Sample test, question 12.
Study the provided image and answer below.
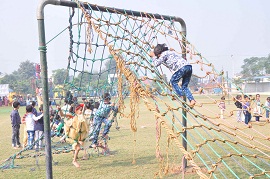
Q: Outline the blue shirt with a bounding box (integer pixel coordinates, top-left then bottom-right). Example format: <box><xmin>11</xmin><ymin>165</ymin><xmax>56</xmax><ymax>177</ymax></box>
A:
<box><xmin>243</xmin><ymin>102</ymin><xmax>250</xmax><ymax>112</ymax></box>
<box><xmin>152</xmin><ymin>50</ymin><xmax>189</xmax><ymax>72</ymax></box>
<box><xmin>95</xmin><ymin>101</ymin><xmax>117</xmax><ymax>119</ymax></box>
<box><xmin>32</xmin><ymin>107</ymin><xmax>38</xmax><ymax>116</ymax></box>
<box><xmin>34</xmin><ymin>112</ymin><xmax>44</xmax><ymax>131</ymax></box>
<box><xmin>10</xmin><ymin>109</ymin><xmax>21</xmax><ymax>126</ymax></box>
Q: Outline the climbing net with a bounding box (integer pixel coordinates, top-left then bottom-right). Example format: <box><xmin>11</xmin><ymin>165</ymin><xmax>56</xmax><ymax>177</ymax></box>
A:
<box><xmin>62</xmin><ymin>1</ymin><xmax>270</xmax><ymax>178</ymax></box>
<box><xmin>2</xmin><ymin>1</ymin><xmax>270</xmax><ymax>178</ymax></box>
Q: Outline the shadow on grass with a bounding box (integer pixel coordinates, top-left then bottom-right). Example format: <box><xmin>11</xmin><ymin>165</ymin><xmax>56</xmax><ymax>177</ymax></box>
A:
<box><xmin>99</xmin><ymin>155</ymin><xmax>156</xmax><ymax>168</ymax></box>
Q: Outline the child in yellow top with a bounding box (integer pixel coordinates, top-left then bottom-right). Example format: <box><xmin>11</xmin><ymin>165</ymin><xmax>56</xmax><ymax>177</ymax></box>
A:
<box><xmin>58</xmin><ymin>104</ymin><xmax>88</xmax><ymax>168</ymax></box>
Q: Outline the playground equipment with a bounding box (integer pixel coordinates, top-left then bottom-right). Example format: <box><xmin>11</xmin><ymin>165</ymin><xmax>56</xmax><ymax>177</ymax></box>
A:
<box><xmin>2</xmin><ymin>1</ymin><xmax>270</xmax><ymax>179</ymax></box>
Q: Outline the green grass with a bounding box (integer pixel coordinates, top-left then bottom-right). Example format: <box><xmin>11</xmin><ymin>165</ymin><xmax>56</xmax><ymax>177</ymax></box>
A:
<box><xmin>1</xmin><ymin>95</ymin><xmax>270</xmax><ymax>179</ymax></box>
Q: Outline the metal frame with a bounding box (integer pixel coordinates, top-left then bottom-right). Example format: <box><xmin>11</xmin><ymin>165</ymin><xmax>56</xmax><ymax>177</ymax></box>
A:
<box><xmin>37</xmin><ymin>1</ymin><xmax>187</xmax><ymax>178</ymax></box>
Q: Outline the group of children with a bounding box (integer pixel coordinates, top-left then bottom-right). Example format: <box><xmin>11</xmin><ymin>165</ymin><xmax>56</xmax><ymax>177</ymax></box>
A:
<box><xmin>11</xmin><ymin>101</ymin><xmax>44</xmax><ymax>150</ymax></box>
<box><xmin>11</xmin><ymin>41</ymin><xmax>194</xmax><ymax>151</ymax></box>
<box><xmin>218</xmin><ymin>94</ymin><xmax>270</xmax><ymax>125</ymax></box>
<box><xmin>13</xmin><ymin>42</ymin><xmax>270</xmax><ymax>168</ymax></box>
<box><xmin>53</xmin><ymin>92</ymin><xmax>118</xmax><ymax>168</ymax></box>
<box><xmin>231</xmin><ymin>94</ymin><xmax>270</xmax><ymax>125</ymax></box>
<box><xmin>11</xmin><ymin>92</ymin><xmax>118</xmax><ymax>168</ymax></box>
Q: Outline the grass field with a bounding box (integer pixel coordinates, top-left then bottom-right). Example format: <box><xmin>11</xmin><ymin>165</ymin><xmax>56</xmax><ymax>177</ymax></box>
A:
<box><xmin>1</xmin><ymin>95</ymin><xmax>270</xmax><ymax>179</ymax></box>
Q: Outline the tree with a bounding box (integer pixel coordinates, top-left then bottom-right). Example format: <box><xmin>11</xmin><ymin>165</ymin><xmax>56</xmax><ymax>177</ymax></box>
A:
<box><xmin>0</xmin><ymin>74</ymin><xmax>17</xmax><ymax>89</ymax></box>
<box><xmin>0</xmin><ymin>60</ymin><xmax>36</xmax><ymax>94</ymax></box>
<box><xmin>241</xmin><ymin>54</ymin><xmax>270</xmax><ymax>78</ymax></box>
<box><xmin>52</xmin><ymin>68</ymin><xmax>68</xmax><ymax>85</ymax></box>
<box><xmin>105</xmin><ymin>55</ymin><xmax>117</xmax><ymax>74</ymax></box>
<box><xmin>17</xmin><ymin>61</ymin><xmax>36</xmax><ymax>79</ymax></box>
<box><xmin>73</xmin><ymin>71</ymin><xmax>94</xmax><ymax>88</ymax></box>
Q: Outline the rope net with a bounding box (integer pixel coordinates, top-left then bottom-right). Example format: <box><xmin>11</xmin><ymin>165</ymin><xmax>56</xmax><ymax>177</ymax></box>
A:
<box><xmin>2</xmin><ymin>1</ymin><xmax>270</xmax><ymax>178</ymax></box>
<box><xmin>62</xmin><ymin>2</ymin><xmax>270</xmax><ymax>178</ymax></box>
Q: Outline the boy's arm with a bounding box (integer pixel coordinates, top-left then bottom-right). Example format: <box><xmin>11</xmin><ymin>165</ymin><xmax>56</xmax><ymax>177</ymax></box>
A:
<box><xmin>11</xmin><ymin>112</ymin><xmax>16</xmax><ymax>125</ymax></box>
<box><xmin>21</xmin><ymin>113</ymin><xmax>27</xmax><ymax>124</ymax></box>
<box><xmin>56</xmin><ymin>105</ymin><xmax>64</xmax><ymax>117</ymax></box>
<box><xmin>111</xmin><ymin>103</ymin><xmax>118</xmax><ymax>117</ymax></box>
<box><xmin>149</xmin><ymin>51</ymin><xmax>155</xmax><ymax>57</ymax></box>
<box><xmin>149</xmin><ymin>51</ymin><xmax>166</xmax><ymax>67</ymax></box>
<box><xmin>33</xmin><ymin>113</ymin><xmax>44</xmax><ymax>121</ymax></box>
<box><xmin>153</xmin><ymin>52</ymin><xmax>168</xmax><ymax>67</ymax></box>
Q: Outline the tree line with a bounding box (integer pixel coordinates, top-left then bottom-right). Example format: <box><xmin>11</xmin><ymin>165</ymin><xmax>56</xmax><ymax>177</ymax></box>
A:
<box><xmin>0</xmin><ymin>54</ymin><xmax>269</xmax><ymax>95</ymax></box>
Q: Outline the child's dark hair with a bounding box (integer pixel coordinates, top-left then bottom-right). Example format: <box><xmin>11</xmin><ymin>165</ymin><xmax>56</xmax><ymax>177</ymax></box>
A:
<box><xmin>31</xmin><ymin>101</ymin><xmax>36</xmax><ymax>106</ymax></box>
<box><xmin>13</xmin><ymin>101</ymin><xmax>20</xmax><ymax>108</ymax></box>
<box><xmin>65</xmin><ymin>91</ymin><xmax>73</xmax><ymax>104</ymax></box>
<box><xmin>94</xmin><ymin>102</ymin><xmax>100</xmax><ymax>109</ymax></box>
<box><xmin>26</xmin><ymin>105</ymin><xmax>33</xmax><ymax>113</ymax></box>
<box><xmin>236</xmin><ymin>95</ymin><xmax>241</xmax><ymax>100</ymax></box>
<box><xmin>89</xmin><ymin>99</ymin><xmax>94</xmax><ymax>104</ymax></box>
<box><xmin>55</xmin><ymin>114</ymin><xmax>61</xmax><ymax>120</ymax></box>
<box><xmin>221</xmin><ymin>96</ymin><xmax>225</xmax><ymax>100</ymax></box>
<box><xmin>85</xmin><ymin>102</ymin><xmax>92</xmax><ymax>110</ymax></box>
<box><xmin>102</xmin><ymin>93</ymin><xmax>111</xmax><ymax>100</ymax></box>
<box><xmin>154</xmin><ymin>43</ymin><xmax>169</xmax><ymax>57</ymax></box>
<box><xmin>69</xmin><ymin>105</ymin><xmax>75</xmax><ymax>114</ymax></box>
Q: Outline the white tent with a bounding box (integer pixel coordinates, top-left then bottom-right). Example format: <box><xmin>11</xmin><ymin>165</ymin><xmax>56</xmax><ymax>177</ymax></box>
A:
<box><xmin>0</xmin><ymin>84</ymin><xmax>9</xmax><ymax>97</ymax></box>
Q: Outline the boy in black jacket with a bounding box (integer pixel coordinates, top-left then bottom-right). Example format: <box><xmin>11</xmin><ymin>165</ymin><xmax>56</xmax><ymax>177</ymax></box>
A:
<box><xmin>234</xmin><ymin>95</ymin><xmax>242</xmax><ymax>122</ymax></box>
<box><xmin>11</xmin><ymin>101</ymin><xmax>21</xmax><ymax>149</ymax></box>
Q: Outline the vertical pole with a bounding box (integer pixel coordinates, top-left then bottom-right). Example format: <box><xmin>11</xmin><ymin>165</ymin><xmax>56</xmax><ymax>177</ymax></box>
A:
<box><xmin>37</xmin><ymin>10</ymin><xmax>53</xmax><ymax>179</ymax></box>
<box><xmin>181</xmin><ymin>30</ymin><xmax>187</xmax><ymax>170</ymax></box>
<box><xmin>226</xmin><ymin>71</ymin><xmax>230</xmax><ymax>105</ymax></box>
<box><xmin>222</xmin><ymin>72</ymin><xmax>224</xmax><ymax>96</ymax></box>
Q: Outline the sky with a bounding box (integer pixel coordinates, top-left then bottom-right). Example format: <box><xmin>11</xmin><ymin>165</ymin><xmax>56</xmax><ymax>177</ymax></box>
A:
<box><xmin>0</xmin><ymin>0</ymin><xmax>269</xmax><ymax>78</ymax></box>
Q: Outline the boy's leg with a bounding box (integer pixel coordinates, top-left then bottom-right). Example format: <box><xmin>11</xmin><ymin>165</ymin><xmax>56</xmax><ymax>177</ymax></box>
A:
<box><xmin>220</xmin><ymin>109</ymin><xmax>224</xmax><ymax>119</ymax></box>
<box><xmin>91</xmin><ymin>117</ymin><xmax>102</xmax><ymax>147</ymax></box>
<box><xmin>181</xmin><ymin>65</ymin><xmax>195</xmax><ymax>103</ymax></box>
<box><xmin>39</xmin><ymin>131</ymin><xmax>44</xmax><ymax>148</ymax></box>
<box><xmin>244</xmin><ymin>113</ymin><xmax>248</xmax><ymax>125</ymax></box>
<box><xmin>23</xmin><ymin>124</ymin><xmax>28</xmax><ymax>148</ymax></box>
<box><xmin>16</xmin><ymin>125</ymin><xmax>21</xmax><ymax>147</ymax></box>
<box><xmin>27</xmin><ymin>131</ymin><xmax>35</xmax><ymax>149</ymax></box>
<box><xmin>236</xmin><ymin>110</ymin><xmax>240</xmax><ymax>122</ymax></box>
<box><xmin>248</xmin><ymin>113</ymin><xmax>252</xmax><ymax>123</ymax></box>
<box><xmin>170</xmin><ymin>68</ymin><xmax>184</xmax><ymax>97</ymax></box>
<box><xmin>35</xmin><ymin>130</ymin><xmax>39</xmax><ymax>148</ymax></box>
<box><xmin>266</xmin><ymin>110</ymin><xmax>269</xmax><ymax>120</ymax></box>
<box><xmin>56</xmin><ymin>122</ymin><xmax>64</xmax><ymax>136</ymax></box>
<box><xmin>35</xmin><ymin>130</ymin><xmax>44</xmax><ymax>148</ymax></box>
<box><xmin>11</xmin><ymin>126</ymin><xmax>17</xmax><ymax>147</ymax></box>
<box><xmin>255</xmin><ymin>116</ymin><xmax>259</xmax><ymax>122</ymax></box>
<box><xmin>72</xmin><ymin>143</ymin><xmax>80</xmax><ymax>168</ymax></box>
<box><xmin>27</xmin><ymin>131</ymin><xmax>30</xmax><ymax>147</ymax></box>
<box><xmin>102</xmin><ymin>119</ymin><xmax>112</xmax><ymax>137</ymax></box>
<box><xmin>239</xmin><ymin>110</ymin><xmax>242</xmax><ymax>122</ymax></box>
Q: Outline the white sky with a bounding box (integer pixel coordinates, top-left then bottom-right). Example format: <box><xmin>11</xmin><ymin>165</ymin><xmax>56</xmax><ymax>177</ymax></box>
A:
<box><xmin>0</xmin><ymin>0</ymin><xmax>269</xmax><ymax>78</ymax></box>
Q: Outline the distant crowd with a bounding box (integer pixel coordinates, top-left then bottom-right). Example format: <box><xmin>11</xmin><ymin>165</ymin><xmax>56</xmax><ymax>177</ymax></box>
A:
<box><xmin>10</xmin><ymin>90</ymin><xmax>118</xmax><ymax>168</ymax></box>
<box><xmin>217</xmin><ymin>94</ymin><xmax>270</xmax><ymax>126</ymax></box>
<box><xmin>0</xmin><ymin>96</ymin><xmax>9</xmax><ymax>106</ymax></box>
